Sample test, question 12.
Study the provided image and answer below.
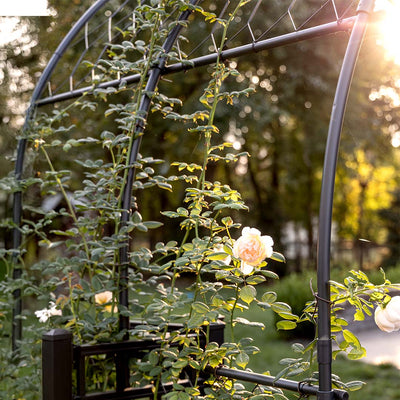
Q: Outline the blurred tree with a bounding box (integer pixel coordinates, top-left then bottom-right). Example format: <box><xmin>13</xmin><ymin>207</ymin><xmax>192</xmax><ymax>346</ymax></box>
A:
<box><xmin>379</xmin><ymin>189</ymin><xmax>400</xmax><ymax>268</ymax></box>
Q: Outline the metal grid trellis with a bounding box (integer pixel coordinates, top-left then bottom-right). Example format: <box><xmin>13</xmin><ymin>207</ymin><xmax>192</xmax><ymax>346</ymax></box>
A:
<box><xmin>10</xmin><ymin>0</ymin><xmax>378</xmax><ymax>399</ymax></box>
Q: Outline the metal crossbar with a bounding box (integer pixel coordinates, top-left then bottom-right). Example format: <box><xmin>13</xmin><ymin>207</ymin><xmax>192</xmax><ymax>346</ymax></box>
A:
<box><xmin>37</xmin><ymin>0</ymin><xmax>359</xmax><ymax>105</ymax></box>
<box><xmin>36</xmin><ymin>15</ymin><xmax>356</xmax><ymax>106</ymax></box>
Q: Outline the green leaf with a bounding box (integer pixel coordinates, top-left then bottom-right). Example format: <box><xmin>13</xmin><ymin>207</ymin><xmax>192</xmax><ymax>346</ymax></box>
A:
<box><xmin>239</xmin><ymin>285</ymin><xmax>257</xmax><ymax>304</ymax></box>
<box><xmin>224</xmin><ymin>275</ymin><xmax>244</xmax><ymax>284</ymax></box>
<box><xmin>221</xmin><ymin>216</ymin><xmax>233</xmax><ymax>226</ymax></box>
<box><xmin>347</xmin><ymin>347</ymin><xmax>366</xmax><ymax>360</ymax></box>
<box><xmin>185</xmin><ymin>387</ymin><xmax>200</xmax><ymax>396</ymax></box>
<box><xmin>132</xmin><ymin>211</ymin><xmax>142</xmax><ymax>223</ymax></box>
<box><xmin>291</xmin><ymin>343</ymin><xmax>305</xmax><ymax>353</ymax></box>
<box><xmin>271</xmin><ymin>302</ymin><xmax>292</xmax><ymax>314</ymax></box>
<box><xmin>208</xmin><ymin>252</ymin><xmax>230</xmax><ymax>261</ymax></box>
<box><xmin>187</xmin><ymin>314</ymin><xmax>205</xmax><ymax>329</ymax></box>
<box><xmin>149</xmin><ymin>366</ymin><xmax>162</xmax><ymax>376</ymax></box>
<box><xmin>143</xmin><ymin>221</ymin><xmax>163</xmax><ymax>229</ymax></box>
<box><xmin>345</xmin><ymin>380</ymin><xmax>366</xmax><ymax>391</ymax></box>
<box><xmin>277</xmin><ymin>320</ymin><xmax>297</xmax><ymax>330</ymax></box>
<box><xmin>157</xmin><ymin>182</ymin><xmax>173</xmax><ymax>191</ymax></box>
<box><xmin>236</xmin><ymin>351</ymin><xmax>249</xmax><ymax>368</ymax></box>
<box><xmin>260</xmin><ymin>270</ymin><xmax>279</xmax><ymax>279</ymax></box>
<box><xmin>353</xmin><ymin>309</ymin><xmax>365</xmax><ymax>321</ymax></box>
<box><xmin>149</xmin><ymin>351</ymin><xmax>159</xmax><ymax>365</ymax></box>
<box><xmin>173</xmin><ymin>383</ymin><xmax>185</xmax><ymax>391</ymax></box>
<box><xmin>343</xmin><ymin>329</ymin><xmax>360</xmax><ymax>347</ymax></box>
<box><xmin>191</xmin><ymin>301</ymin><xmax>210</xmax><ymax>314</ymax></box>
<box><xmin>246</xmin><ymin>275</ymin><xmax>266</xmax><ymax>285</ymax></box>
<box><xmin>270</xmin><ymin>251</ymin><xmax>286</xmax><ymax>263</ymax></box>
<box><xmin>261</xmin><ymin>291</ymin><xmax>277</xmax><ymax>304</ymax></box>
<box><xmin>172</xmin><ymin>359</ymin><xmax>188</xmax><ymax>369</ymax></box>
<box><xmin>234</xmin><ymin>317</ymin><xmax>264</xmax><ymax>329</ymax></box>
<box><xmin>91</xmin><ymin>275</ymin><xmax>103</xmax><ymax>291</ymax></box>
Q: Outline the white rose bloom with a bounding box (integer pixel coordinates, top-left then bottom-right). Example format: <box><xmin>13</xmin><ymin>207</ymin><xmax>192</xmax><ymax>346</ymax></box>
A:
<box><xmin>374</xmin><ymin>296</ymin><xmax>400</xmax><ymax>333</ymax></box>
<box><xmin>35</xmin><ymin>301</ymin><xmax>62</xmax><ymax>323</ymax></box>
<box><xmin>35</xmin><ymin>308</ymin><xmax>51</xmax><ymax>323</ymax></box>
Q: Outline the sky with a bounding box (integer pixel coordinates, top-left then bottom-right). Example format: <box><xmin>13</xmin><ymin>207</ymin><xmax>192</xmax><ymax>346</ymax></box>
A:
<box><xmin>0</xmin><ymin>0</ymin><xmax>49</xmax><ymax>16</ymax></box>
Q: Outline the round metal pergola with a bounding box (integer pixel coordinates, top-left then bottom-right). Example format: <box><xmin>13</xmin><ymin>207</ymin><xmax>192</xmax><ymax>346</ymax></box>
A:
<box><xmin>11</xmin><ymin>0</ymin><xmax>377</xmax><ymax>398</ymax></box>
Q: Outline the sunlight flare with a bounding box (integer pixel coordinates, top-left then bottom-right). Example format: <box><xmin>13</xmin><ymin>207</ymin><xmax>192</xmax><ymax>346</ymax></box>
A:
<box><xmin>375</xmin><ymin>0</ymin><xmax>400</xmax><ymax>65</ymax></box>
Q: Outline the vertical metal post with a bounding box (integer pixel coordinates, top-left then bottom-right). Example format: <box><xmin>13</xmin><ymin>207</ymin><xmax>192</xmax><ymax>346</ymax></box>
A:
<box><xmin>42</xmin><ymin>329</ymin><xmax>73</xmax><ymax>400</ymax></box>
<box><xmin>118</xmin><ymin>0</ymin><xmax>201</xmax><ymax>334</ymax></box>
<box><xmin>316</xmin><ymin>1</ymin><xmax>375</xmax><ymax>399</ymax></box>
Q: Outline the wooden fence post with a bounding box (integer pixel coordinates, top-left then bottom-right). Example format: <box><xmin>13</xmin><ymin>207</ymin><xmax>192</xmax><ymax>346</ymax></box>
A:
<box><xmin>42</xmin><ymin>329</ymin><xmax>73</xmax><ymax>400</ymax></box>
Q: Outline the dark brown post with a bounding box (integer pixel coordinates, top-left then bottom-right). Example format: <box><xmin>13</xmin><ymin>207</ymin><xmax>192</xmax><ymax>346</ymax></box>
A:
<box><xmin>42</xmin><ymin>329</ymin><xmax>73</xmax><ymax>400</ymax></box>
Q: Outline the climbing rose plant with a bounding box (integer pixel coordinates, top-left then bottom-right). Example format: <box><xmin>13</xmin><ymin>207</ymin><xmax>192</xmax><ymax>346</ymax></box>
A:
<box><xmin>0</xmin><ymin>1</ymin><xmax>398</xmax><ymax>399</ymax></box>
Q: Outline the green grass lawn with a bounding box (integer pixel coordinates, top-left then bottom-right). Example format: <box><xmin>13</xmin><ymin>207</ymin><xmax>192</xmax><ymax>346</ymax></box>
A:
<box><xmin>233</xmin><ymin>304</ymin><xmax>400</xmax><ymax>400</ymax></box>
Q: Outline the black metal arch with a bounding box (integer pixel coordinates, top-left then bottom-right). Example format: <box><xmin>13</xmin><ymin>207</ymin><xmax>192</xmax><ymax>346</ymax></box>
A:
<box><xmin>11</xmin><ymin>0</ymin><xmax>377</xmax><ymax>398</ymax></box>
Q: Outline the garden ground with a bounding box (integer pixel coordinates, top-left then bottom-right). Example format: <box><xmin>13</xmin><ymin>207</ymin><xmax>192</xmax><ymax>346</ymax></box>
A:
<box><xmin>359</xmin><ymin>328</ymin><xmax>400</xmax><ymax>368</ymax></box>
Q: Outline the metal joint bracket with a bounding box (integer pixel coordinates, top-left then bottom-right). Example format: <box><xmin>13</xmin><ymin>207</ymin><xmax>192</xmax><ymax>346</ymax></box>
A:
<box><xmin>317</xmin><ymin>339</ymin><xmax>332</xmax><ymax>364</ymax></box>
<box><xmin>317</xmin><ymin>390</ymin><xmax>335</xmax><ymax>400</ymax></box>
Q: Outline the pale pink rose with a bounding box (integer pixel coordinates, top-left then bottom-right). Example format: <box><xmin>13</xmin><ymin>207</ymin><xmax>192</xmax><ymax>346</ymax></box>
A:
<box><xmin>233</xmin><ymin>227</ymin><xmax>273</xmax><ymax>274</ymax></box>
<box><xmin>95</xmin><ymin>291</ymin><xmax>117</xmax><ymax>313</ymax></box>
<box><xmin>374</xmin><ymin>296</ymin><xmax>400</xmax><ymax>332</ymax></box>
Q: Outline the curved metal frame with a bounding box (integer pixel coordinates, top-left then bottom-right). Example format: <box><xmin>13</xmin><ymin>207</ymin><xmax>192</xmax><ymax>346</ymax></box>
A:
<box><xmin>316</xmin><ymin>1</ymin><xmax>375</xmax><ymax>397</ymax></box>
<box><xmin>118</xmin><ymin>0</ymin><xmax>200</xmax><ymax>333</ymax></box>
<box><xmin>11</xmin><ymin>0</ymin><xmax>377</xmax><ymax>398</ymax></box>
<box><xmin>11</xmin><ymin>0</ymin><xmax>112</xmax><ymax>351</ymax></box>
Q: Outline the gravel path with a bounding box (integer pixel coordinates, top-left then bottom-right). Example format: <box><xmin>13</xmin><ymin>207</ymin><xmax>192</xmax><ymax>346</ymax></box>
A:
<box><xmin>358</xmin><ymin>328</ymin><xmax>400</xmax><ymax>368</ymax></box>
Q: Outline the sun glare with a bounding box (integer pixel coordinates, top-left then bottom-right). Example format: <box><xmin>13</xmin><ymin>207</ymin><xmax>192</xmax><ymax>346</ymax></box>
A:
<box><xmin>375</xmin><ymin>0</ymin><xmax>400</xmax><ymax>65</ymax></box>
<box><xmin>0</xmin><ymin>0</ymin><xmax>49</xmax><ymax>17</ymax></box>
